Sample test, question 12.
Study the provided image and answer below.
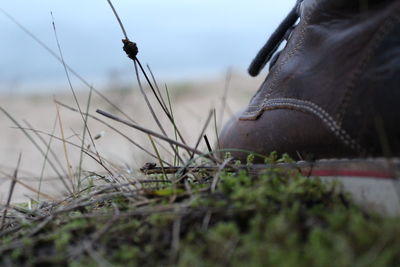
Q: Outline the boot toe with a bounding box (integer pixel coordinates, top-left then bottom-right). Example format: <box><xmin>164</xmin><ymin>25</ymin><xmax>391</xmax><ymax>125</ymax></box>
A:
<box><xmin>219</xmin><ymin>109</ymin><xmax>355</xmax><ymax>162</ymax></box>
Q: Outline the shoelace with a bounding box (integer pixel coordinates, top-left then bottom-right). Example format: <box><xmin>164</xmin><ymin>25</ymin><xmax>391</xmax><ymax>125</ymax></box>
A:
<box><xmin>248</xmin><ymin>0</ymin><xmax>303</xmax><ymax>77</ymax></box>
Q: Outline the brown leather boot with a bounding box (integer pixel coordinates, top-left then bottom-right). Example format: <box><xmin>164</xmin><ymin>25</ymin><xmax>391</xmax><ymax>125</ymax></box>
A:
<box><xmin>220</xmin><ymin>0</ymin><xmax>400</xmax><ymax>162</ymax></box>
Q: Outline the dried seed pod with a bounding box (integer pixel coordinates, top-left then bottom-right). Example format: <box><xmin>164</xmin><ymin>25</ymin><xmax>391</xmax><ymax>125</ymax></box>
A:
<box><xmin>122</xmin><ymin>39</ymin><xmax>138</xmax><ymax>60</ymax></box>
<box><xmin>94</xmin><ymin>131</ymin><xmax>106</xmax><ymax>140</ymax></box>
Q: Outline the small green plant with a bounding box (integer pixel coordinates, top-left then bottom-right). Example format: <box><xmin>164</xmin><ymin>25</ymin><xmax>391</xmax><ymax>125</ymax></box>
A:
<box><xmin>246</xmin><ymin>153</ymin><xmax>255</xmax><ymax>166</ymax></box>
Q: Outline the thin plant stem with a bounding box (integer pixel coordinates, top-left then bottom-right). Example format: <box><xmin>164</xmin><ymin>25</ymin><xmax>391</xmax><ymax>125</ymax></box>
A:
<box><xmin>0</xmin><ymin>153</ymin><xmax>21</xmax><ymax>231</ymax></box>
<box><xmin>148</xmin><ymin>136</ymin><xmax>167</xmax><ymax>180</ymax></box>
<box><xmin>144</xmin><ymin>64</ymin><xmax>188</xmax><ymax>149</ymax></box>
<box><xmin>190</xmin><ymin>110</ymin><xmax>214</xmax><ymax>160</ymax></box>
<box><xmin>133</xmin><ymin>60</ymin><xmax>185</xmax><ymax>164</ymax></box>
<box><xmin>134</xmin><ymin>59</ymin><xmax>173</xmax><ymax>122</ymax></box>
<box><xmin>213</xmin><ymin>108</ymin><xmax>220</xmax><ymax>151</ymax></box>
<box><xmin>218</xmin><ymin>68</ymin><xmax>232</xmax><ymax>131</ymax></box>
<box><xmin>106</xmin><ymin>0</ymin><xmax>128</xmax><ymax>40</ymax></box>
<box><xmin>104</xmin><ymin>0</ymin><xmax>190</xmax><ymax>162</ymax></box>
<box><xmin>203</xmin><ymin>135</ymin><xmax>213</xmax><ymax>154</ymax></box>
<box><xmin>0</xmin><ymin>107</ymin><xmax>72</xmax><ymax>194</ymax></box>
<box><xmin>78</xmin><ymin>87</ymin><xmax>94</xmax><ymax>191</ymax></box>
<box><xmin>146</xmin><ymin>64</ymin><xmax>169</xmax><ymax>113</ymax></box>
<box><xmin>0</xmin><ymin>8</ymin><xmax>138</xmax><ymax>125</ymax></box>
<box><xmin>36</xmin><ymin>117</ymin><xmax>58</xmax><ymax>202</ymax></box>
<box><xmin>55</xmin><ymin>103</ymin><xmax>76</xmax><ymax>192</ymax></box>
<box><xmin>23</xmin><ymin>120</ymin><xmax>68</xmax><ymax>178</ymax></box>
<box><xmin>2</xmin><ymin>172</ymin><xmax>57</xmax><ymax>201</ymax></box>
<box><xmin>96</xmin><ymin>109</ymin><xmax>218</xmax><ymax>162</ymax></box>
<box><xmin>54</xmin><ymin>101</ymin><xmax>173</xmax><ymax>167</ymax></box>
<box><xmin>51</xmin><ymin>13</ymin><xmax>102</xmax><ymax>166</ymax></box>
<box><xmin>165</xmin><ymin>85</ymin><xmax>179</xmax><ymax>166</ymax></box>
<box><xmin>135</xmin><ymin>59</ymin><xmax>190</xmax><ymax>149</ymax></box>
<box><xmin>18</xmin><ymin>126</ymin><xmax>115</xmax><ymax>177</ymax></box>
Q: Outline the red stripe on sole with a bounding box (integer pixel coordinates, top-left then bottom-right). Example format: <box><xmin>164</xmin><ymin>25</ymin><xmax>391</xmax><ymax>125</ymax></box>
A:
<box><xmin>302</xmin><ymin>169</ymin><xmax>395</xmax><ymax>179</ymax></box>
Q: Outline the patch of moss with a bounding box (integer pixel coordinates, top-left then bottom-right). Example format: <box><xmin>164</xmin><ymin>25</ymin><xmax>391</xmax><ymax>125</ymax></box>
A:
<box><xmin>1</xmin><ymin>160</ymin><xmax>400</xmax><ymax>266</ymax></box>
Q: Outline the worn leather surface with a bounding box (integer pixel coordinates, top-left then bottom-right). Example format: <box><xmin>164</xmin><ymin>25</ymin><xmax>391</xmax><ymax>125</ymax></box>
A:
<box><xmin>220</xmin><ymin>0</ymin><xmax>400</xmax><ymax>161</ymax></box>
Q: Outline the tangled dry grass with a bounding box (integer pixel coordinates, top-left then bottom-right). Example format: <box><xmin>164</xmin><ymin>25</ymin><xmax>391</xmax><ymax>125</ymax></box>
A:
<box><xmin>2</xmin><ymin>162</ymin><xmax>400</xmax><ymax>266</ymax></box>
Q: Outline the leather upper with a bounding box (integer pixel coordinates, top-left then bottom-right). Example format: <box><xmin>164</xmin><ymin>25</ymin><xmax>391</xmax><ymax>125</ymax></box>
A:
<box><xmin>239</xmin><ymin>0</ymin><xmax>400</xmax><ymax>155</ymax></box>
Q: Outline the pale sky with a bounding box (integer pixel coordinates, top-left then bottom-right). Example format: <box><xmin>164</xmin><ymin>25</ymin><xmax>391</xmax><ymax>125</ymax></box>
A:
<box><xmin>0</xmin><ymin>1</ymin><xmax>294</xmax><ymax>92</ymax></box>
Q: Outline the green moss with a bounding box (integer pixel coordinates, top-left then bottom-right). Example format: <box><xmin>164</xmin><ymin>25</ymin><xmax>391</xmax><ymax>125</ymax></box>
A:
<box><xmin>10</xmin><ymin>248</ymin><xmax>23</xmax><ymax>260</ymax></box>
<box><xmin>147</xmin><ymin>213</ymin><xmax>175</xmax><ymax>226</ymax></box>
<box><xmin>112</xmin><ymin>245</ymin><xmax>141</xmax><ymax>262</ymax></box>
<box><xmin>1</xmin><ymin>159</ymin><xmax>400</xmax><ymax>266</ymax></box>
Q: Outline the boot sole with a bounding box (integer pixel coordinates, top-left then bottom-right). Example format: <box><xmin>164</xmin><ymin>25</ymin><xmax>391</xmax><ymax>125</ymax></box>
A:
<box><xmin>252</xmin><ymin>158</ymin><xmax>400</xmax><ymax>216</ymax></box>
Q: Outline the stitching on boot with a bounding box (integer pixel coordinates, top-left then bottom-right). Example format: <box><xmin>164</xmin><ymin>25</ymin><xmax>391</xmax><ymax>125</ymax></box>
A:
<box><xmin>336</xmin><ymin>7</ymin><xmax>400</xmax><ymax>125</ymax></box>
<box><xmin>263</xmin><ymin>2</ymin><xmax>315</xmax><ymax>100</ymax></box>
<box><xmin>244</xmin><ymin>0</ymin><xmax>318</xmax><ymax>113</ymax></box>
<box><xmin>244</xmin><ymin>98</ymin><xmax>366</xmax><ymax>154</ymax></box>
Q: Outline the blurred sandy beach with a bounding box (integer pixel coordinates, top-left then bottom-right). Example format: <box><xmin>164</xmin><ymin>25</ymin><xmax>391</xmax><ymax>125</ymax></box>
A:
<box><xmin>0</xmin><ymin>73</ymin><xmax>263</xmax><ymax>203</ymax></box>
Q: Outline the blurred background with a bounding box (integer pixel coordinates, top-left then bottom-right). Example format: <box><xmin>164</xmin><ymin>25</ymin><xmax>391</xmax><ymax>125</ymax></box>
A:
<box><xmin>0</xmin><ymin>0</ymin><xmax>293</xmax><ymax>93</ymax></box>
<box><xmin>0</xmin><ymin>0</ymin><xmax>293</xmax><ymax>201</ymax></box>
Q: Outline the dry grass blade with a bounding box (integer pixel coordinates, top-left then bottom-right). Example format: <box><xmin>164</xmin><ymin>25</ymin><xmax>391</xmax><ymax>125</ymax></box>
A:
<box><xmin>35</xmin><ymin>117</ymin><xmax>57</xmax><ymax>201</ymax></box>
<box><xmin>55</xmin><ymin>103</ymin><xmax>76</xmax><ymax>192</ymax></box>
<box><xmin>190</xmin><ymin>110</ymin><xmax>214</xmax><ymax>160</ymax></box>
<box><xmin>17</xmin><ymin>126</ymin><xmax>115</xmax><ymax>177</ymax></box>
<box><xmin>147</xmin><ymin>65</ymin><xmax>190</xmax><ymax>154</ymax></box>
<box><xmin>51</xmin><ymin>13</ymin><xmax>102</xmax><ymax>168</ymax></box>
<box><xmin>140</xmin><ymin>166</ymin><xmax>236</xmax><ymax>175</ymax></box>
<box><xmin>148</xmin><ymin>136</ymin><xmax>167</xmax><ymax>180</ymax></box>
<box><xmin>165</xmin><ymin>84</ymin><xmax>180</xmax><ymax>165</ymax></box>
<box><xmin>135</xmin><ymin>61</ymin><xmax>191</xmax><ymax>152</ymax></box>
<box><xmin>105</xmin><ymin>0</ymin><xmax>189</xmax><ymax>163</ymax></box>
<box><xmin>106</xmin><ymin>0</ymin><xmax>128</xmax><ymax>40</ymax></box>
<box><xmin>1</xmin><ymin>153</ymin><xmax>21</xmax><ymax>230</ymax></box>
<box><xmin>0</xmin><ymin>7</ymin><xmax>137</xmax><ymax>125</ymax></box>
<box><xmin>96</xmin><ymin>109</ymin><xmax>217</xmax><ymax>162</ymax></box>
<box><xmin>218</xmin><ymin>68</ymin><xmax>232</xmax><ymax>131</ymax></box>
<box><xmin>0</xmin><ymin>107</ymin><xmax>72</xmax><ymax>194</ymax></box>
<box><xmin>135</xmin><ymin>59</ymin><xmax>173</xmax><ymax>120</ymax></box>
<box><xmin>203</xmin><ymin>135</ymin><xmax>213</xmax><ymax>153</ymax></box>
<box><xmin>144</xmin><ymin>64</ymin><xmax>189</xmax><ymax>149</ymax></box>
<box><xmin>55</xmin><ymin>101</ymin><xmax>173</xmax><ymax>167</ymax></box>
<box><xmin>213</xmin><ymin>108</ymin><xmax>221</xmax><ymax>151</ymax></box>
<box><xmin>2</xmin><ymin>173</ymin><xmax>57</xmax><ymax>202</ymax></box>
<box><xmin>146</xmin><ymin>64</ymin><xmax>169</xmax><ymax>112</ymax></box>
<box><xmin>23</xmin><ymin>120</ymin><xmax>68</xmax><ymax>179</ymax></box>
<box><xmin>133</xmin><ymin>60</ymin><xmax>185</xmax><ymax>164</ymax></box>
<box><xmin>78</xmin><ymin>88</ymin><xmax>94</xmax><ymax>191</ymax></box>
<box><xmin>211</xmin><ymin>157</ymin><xmax>234</xmax><ymax>192</ymax></box>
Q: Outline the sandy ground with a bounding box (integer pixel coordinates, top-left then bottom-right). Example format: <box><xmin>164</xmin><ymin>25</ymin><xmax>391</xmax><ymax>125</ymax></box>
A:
<box><xmin>0</xmin><ymin>73</ymin><xmax>263</xmax><ymax>203</ymax></box>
